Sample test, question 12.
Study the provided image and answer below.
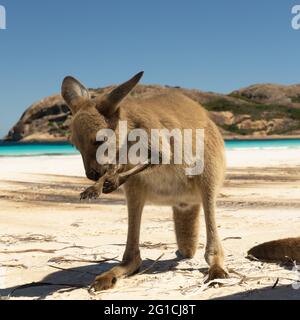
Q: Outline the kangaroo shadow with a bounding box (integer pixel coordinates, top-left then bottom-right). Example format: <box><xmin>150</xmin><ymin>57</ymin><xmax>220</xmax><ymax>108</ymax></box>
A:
<box><xmin>214</xmin><ymin>285</ymin><xmax>300</xmax><ymax>300</ymax></box>
<box><xmin>0</xmin><ymin>251</ymin><xmax>207</xmax><ymax>299</ymax></box>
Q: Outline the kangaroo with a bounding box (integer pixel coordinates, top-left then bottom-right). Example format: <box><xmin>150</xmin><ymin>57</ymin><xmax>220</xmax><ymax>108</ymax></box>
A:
<box><xmin>61</xmin><ymin>72</ymin><xmax>228</xmax><ymax>291</ymax></box>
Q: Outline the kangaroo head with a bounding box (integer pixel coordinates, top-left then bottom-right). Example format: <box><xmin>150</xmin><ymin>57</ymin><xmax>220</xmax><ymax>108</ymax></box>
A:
<box><xmin>61</xmin><ymin>72</ymin><xmax>144</xmax><ymax>181</ymax></box>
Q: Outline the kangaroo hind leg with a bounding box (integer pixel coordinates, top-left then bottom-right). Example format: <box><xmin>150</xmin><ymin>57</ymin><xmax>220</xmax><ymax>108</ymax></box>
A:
<box><xmin>173</xmin><ymin>204</ymin><xmax>201</xmax><ymax>259</ymax></box>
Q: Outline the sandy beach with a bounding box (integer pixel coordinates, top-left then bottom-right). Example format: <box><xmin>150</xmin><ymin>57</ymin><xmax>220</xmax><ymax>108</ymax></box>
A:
<box><xmin>0</xmin><ymin>149</ymin><xmax>300</xmax><ymax>300</ymax></box>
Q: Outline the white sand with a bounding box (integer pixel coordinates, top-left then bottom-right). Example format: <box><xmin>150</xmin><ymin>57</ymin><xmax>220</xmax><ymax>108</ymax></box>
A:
<box><xmin>0</xmin><ymin>148</ymin><xmax>300</xmax><ymax>180</ymax></box>
<box><xmin>227</xmin><ymin>148</ymin><xmax>300</xmax><ymax>167</ymax></box>
<box><xmin>0</xmin><ymin>148</ymin><xmax>300</xmax><ymax>300</ymax></box>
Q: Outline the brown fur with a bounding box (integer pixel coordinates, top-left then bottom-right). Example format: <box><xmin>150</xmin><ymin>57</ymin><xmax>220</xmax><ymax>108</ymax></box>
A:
<box><xmin>248</xmin><ymin>237</ymin><xmax>300</xmax><ymax>262</ymax></box>
<box><xmin>173</xmin><ymin>205</ymin><xmax>200</xmax><ymax>258</ymax></box>
<box><xmin>61</xmin><ymin>72</ymin><xmax>228</xmax><ymax>291</ymax></box>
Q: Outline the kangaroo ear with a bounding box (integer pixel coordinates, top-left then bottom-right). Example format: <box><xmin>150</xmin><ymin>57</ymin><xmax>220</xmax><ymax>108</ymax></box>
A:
<box><xmin>96</xmin><ymin>71</ymin><xmax>144</xmax><ymax>117</ymax></box>
<box><xmin>61</xmin><ymin>76</ymin><xmax>90</xmax><ymax>114</ymax></box>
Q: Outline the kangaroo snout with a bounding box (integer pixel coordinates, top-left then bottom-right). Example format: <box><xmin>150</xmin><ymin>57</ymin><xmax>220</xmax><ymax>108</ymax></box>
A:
<box><xmin>86</xmin><ymin>168</ymin><xmax>102</xmax><ymax>182</ymax></box>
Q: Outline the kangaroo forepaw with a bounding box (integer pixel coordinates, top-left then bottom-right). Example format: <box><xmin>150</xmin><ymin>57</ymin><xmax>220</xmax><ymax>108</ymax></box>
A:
<box><xmin>102</xmin><ymin>176</ymin><xmax>122</xmax><ymax>194</ymax></box>
<box><xmin>80</xmin><ymin>186</ymin><xmax>101</xmax><ymax>200</ymax></box>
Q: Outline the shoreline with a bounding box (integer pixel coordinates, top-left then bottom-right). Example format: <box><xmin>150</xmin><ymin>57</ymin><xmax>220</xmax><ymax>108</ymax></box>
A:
<box><xmin>1</xmin><ymin>146</ymin><xmax>300</xmax><ymax>159</ymax></box>
<box><xmin>0</xmin><ymin>139</ymin><xmax>300</xmax><ymax>159</ymax></box>
<box><xmin>225</xmin><ymin>136</ymin><xmax>300</xmax><ymax>141</ymax></box>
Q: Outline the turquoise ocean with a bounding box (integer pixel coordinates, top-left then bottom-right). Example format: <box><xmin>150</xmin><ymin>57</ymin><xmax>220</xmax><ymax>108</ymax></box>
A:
<box><xmin>0</xmin><ymin>139</ymin><xmax>300</xmax><ymax>157</ymax></box>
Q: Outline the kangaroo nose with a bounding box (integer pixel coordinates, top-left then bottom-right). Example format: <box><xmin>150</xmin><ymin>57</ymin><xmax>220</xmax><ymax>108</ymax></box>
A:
<box><xmin>86</xmin><ymin>169</ymin><xmax>101</xmax><ymax>181</ymax></box>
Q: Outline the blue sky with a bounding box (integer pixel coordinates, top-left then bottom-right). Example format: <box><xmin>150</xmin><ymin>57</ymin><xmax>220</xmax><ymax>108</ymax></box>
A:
<box><xmin>0</xmin><ymin>0</ymin><xmax>299</xmax><ymax>137</ymax></box>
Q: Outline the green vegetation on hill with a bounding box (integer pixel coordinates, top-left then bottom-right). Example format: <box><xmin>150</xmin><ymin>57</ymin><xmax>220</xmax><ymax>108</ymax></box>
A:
<box><xmin>202</xmin><ymin>91</ymin><xmax>300</xmax><ymax>136</ymax></box>
<box><xmin>204</xmin><ymin>98</ymin><xmax>300</xmax><ymax>120</ymax></box>
<box><xmin>291</xmin><ymin>95</ymin><xmax>300</xmax><ymax>103</ymax></box>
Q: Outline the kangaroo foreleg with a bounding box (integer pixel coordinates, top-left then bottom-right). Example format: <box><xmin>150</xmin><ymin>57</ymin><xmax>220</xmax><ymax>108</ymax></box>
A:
<box><xmin>102</xmin><ymin>163</ymin><xmax>151</xmax><ymax>194</ymax></box>
<box><xmin>80</xmin><ymin>163</ymin><xmax>150</xmax><ymax>199</ymax></box>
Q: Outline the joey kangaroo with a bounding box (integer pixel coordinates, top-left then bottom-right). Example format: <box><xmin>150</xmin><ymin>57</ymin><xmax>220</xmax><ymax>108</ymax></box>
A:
<box><xmin>61</xmin><ymin>72</ymin><xmax>228</xmax><ymax>291</ymax></box>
